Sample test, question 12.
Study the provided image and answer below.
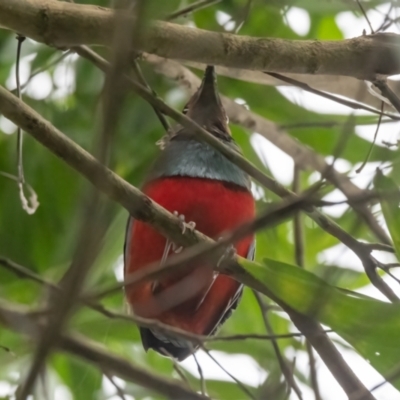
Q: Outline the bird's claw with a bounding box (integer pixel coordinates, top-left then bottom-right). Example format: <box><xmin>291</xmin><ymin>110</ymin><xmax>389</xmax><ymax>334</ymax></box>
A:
<box><xmin>172</xmin><ymin>211</ymin><xmax>196</xmax><ymax>253</ymax></box>
<box><xmin>217</xmin><ymin>239</ymin><xmax>236</xmax><ymax>267</ymax></box>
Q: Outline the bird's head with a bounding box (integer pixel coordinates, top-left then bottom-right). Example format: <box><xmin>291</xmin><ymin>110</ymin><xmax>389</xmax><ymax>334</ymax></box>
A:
<box><xmin>183</xmin><ymin>66</ymin><xmax>231</xmax><ymax>140</ymax></box>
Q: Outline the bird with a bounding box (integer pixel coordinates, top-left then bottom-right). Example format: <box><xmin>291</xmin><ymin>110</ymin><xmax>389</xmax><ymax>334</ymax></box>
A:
<box><xmin>124</xmin><ymin>66</ymin><xmax>255</xmax><ymax>361</ymax></box>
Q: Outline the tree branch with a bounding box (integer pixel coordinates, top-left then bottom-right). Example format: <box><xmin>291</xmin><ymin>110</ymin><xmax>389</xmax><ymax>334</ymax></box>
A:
<box><xmin>0</xmin><ymin>85</ymin><xmax>211</xmax><ymax>249</ymax></box>
<box><xmin>144</xmin><ymin>55</ymin><xmax>391</xmax><ymax>245</ymax></box>
<box><xmin>0</xmin><ymin>0</ymin><xmax>400</xmax><ymax>79</ymax></box>
<box><xmin>0</xmin><ymin>84</ymin><xmax>377</xmax><ymax>399</ymax></box>
<box><xmin>1</xmin><ymin>60</ymin><xmax>396</xmax><ymax>302</ymax></box>
<box><xmin>0</xmin><ymin>302</ymin><xmax>208</xmax><ymax>400</ymax></box>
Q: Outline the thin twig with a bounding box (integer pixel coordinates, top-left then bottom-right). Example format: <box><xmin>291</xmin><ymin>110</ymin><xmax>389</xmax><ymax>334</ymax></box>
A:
<box><xmin>356</xmin><ymin>102</ymin><xmax>384</xmax><ymax>173</ymax></box>
<box><xmin>165</xmin><ymin>0</ymin><xmax>221</xmax><ymax>21</ymax></box>
<box><xmin>14</xmin><ymin>34</ymin><xmax>38</xmax><ymax>215</ymax></box>
<box><xmin>233</xmin><ymin>0</ymin><xmax>253</xmax><ymax>34</ymax></box>
<box><xmin>363</xmin><ymin>242</ymin><xmax>394</xmax><ymax>252</ymax></box>
<box><xmin>11</xmin><ymin>50</ymin><xmax>72</xmax><ymax>94</ymax></box>
<box><xmin>376</xmin><ymin>3</ymin><xmax>394</xmax><ymax>32</ymax></box>
<box><xmin>130</xmin><ymin>58</ymin><xmax>170</xmax><ymax>132</ymax></box>
<box><xmin>104</xmin><ymin>372</ymin><xmax>127</xmax><ymax>400</ymax></box>
<box><xmin>254</xmin><ymin>292</ymin><xmax>303</xmax><ymax>400</ymax></box>
<box><xmin>0</xmin><ymin>256</ymin><xmax>326</xmax><ymax>346</ymax></box>
<box><xmin>356</xmin><ymin>0</ymin><xmax>375</xmax><ymax>34</ymax></box>
<box><xmin>192</xmin><ymin>352</ymin><xmax>206</xmax><ymax>396</ymax></box>
<box><xmin>15</xmin><ymin>34</ymin><xmax>25</xmax><ymax>185</ymax></box>
<box><xmin>293</xmin><ymin>166</ymin><xmax>322</xmax><ymax>400</ymax></box>
<box><xmin>266</xmin><ymin>72</ymin><xmax>400</xmax><ymax>121</ymax></box>
<box><xmin>372</xmin><ymin>77</ymin><xmax>400</xmax><ymax>114</ymax></box>
<box><xmin>201</xmin><ymin>345</ymin><xmax>257</xmax><ymax>400</ymax></box>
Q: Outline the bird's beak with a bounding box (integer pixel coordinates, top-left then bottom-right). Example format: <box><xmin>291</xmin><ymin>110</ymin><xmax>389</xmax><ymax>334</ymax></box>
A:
<box><xmin>196</xmin><ymin>65</ymin><xmax>223</xmax><ymax>109</ymax></box>
<box><xmin>185</xmin><ymin>65</ymin><xmax>229</xmax><ymax>135</ymax></box>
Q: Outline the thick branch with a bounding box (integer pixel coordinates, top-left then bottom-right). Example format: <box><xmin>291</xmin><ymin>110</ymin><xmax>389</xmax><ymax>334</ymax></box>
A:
<box><xmin>0</xmin><ymin>0</ymin><xmax>400</xmax><ymax>79</ymax></box>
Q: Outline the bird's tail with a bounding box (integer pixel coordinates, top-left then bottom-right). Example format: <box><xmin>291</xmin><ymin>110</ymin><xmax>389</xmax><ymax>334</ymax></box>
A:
<box><xmin>140</xmin><ymin>327</ymin><xmax>194</xmax><ymax>361</ymax></box>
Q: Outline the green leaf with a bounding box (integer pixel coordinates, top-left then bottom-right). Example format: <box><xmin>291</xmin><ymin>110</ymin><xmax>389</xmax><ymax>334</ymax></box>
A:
<box><xmin>374</xmin><ymin>170</ymin><xmax>400</xmax><ymax>259</ymax></box>
<box><xmin>52</xmin><ymin>354</ymin><xmax>102</xmax><ymax>400</ymax></box>
<box><xmin>239</xmin><ymin>256</ymin><xmax>400</xmax><ymax>389</ymax></box>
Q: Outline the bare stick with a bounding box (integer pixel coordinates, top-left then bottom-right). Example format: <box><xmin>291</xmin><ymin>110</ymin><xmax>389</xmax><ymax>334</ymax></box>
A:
<box><xmin>356</xmin><ymin>102</ymin><xmax>384</xmax><ymax>174</ymax></box>
<box><xmin>373</xmin><ymin>77</ymin><xmax>400</xmax><ymax>114</ymax></box>
<box><xmin>356</xmin><ymin>0</ymin><xmax>375</xmax><ymax>34</ymax></box>
<box><xmin>293</xmin><ymin>166</ymin><xmax>322</xmax><ymax>400</ymax></box>
<box><xmin>201</xmin><ymin>346</ymin><xmax>257</xmax><ymax>400</ymax></box>
<box><xmin>103</xmin><ymin>372</ymin><xmax>127</xmax><ymax>400</ymax></box>
<box><xmin>192</xmin><ymin>352</ymin><xmax>206</xmax><ymax>396</ymax></box>
<box><xmin>265</xmin><ymin>72</ymin><xmax>399</xmax><ymax>121</ymax></box>
<box><xmin>165</xmin><ymin>0</ymin><xmax>221</xmax><ymax>21</ymax></box>
<box><xmin>254</xmin><ymin>292</ymin><xmax>303</xmax><ymax>400</ymax></box>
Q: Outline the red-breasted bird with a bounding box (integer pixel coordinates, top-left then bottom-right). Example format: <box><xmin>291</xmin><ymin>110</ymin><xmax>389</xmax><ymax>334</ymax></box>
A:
<box><xmin>124</xmin><ymin>66</ymin><xmax>255</xmax><ymax>360</ymax></box>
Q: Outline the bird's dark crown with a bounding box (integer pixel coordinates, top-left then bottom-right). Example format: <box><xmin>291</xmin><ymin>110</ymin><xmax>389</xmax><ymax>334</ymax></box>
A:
<box><xmin>182</xmin><ymin>66</ymin><xmax>231</xmax><ymax>141</ymax></box>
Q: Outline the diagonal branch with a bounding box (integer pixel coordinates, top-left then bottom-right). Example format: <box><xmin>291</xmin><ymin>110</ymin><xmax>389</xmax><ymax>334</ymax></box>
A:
<box><xmin>1</xmin><ymin>64</ymin><xmax>396</xmax><ymax>302</ymax></box>
<box><xmin>0</xmin><ymin>0</ymin><xmax>400</xmax><ymax>79</ymax></box>
<box><xmin>143</xmin><ymin>56</ymin><xmax>397</xmax><ymax>301</ymax></box>
<box><xmin>144</xmin><ymin>55</ymin><xmax>391</xmax><ymax>245</ymax></box>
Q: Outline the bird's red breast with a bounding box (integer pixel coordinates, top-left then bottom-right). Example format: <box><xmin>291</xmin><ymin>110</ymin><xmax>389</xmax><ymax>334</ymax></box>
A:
<box><xmin>124</xmin><ymin>65</ymin><xmax>255</xmax><ymax>360</ymax></box>
<box><xmin>125</xmin><ymin>176</ymin><xmax>255</xmax><ymax>335</ymax></box>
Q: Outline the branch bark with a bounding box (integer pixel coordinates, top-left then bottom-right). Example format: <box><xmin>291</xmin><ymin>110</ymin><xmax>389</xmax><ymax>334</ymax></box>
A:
<box><xmin>0</xmin><ymin>0</ymin><xmax>400</xmax><ymax>79</ymax></box>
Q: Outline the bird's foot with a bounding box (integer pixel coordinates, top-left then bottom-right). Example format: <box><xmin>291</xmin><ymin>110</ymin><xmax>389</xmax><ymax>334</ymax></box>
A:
<box><xmin>217</xmin><ymin>239</ymin><xmax>236</xmax><ymax>267</ymax></box>
<box><xmin>172</xmin><ymin>211</ymin><xmax>196</xmax><ymax>253</ymax></box>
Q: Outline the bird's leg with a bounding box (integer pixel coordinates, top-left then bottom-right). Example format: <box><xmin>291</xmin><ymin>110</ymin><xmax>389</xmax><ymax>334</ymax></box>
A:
<box><xmin>153</xmin><ymin>231</ymin><xmax>173</xmax><ymax>293</ymax></box>
<box><xmin>217</xmin><ymin>238</ymin><xmax>236</xmax><ymax>267</ymax></box>
<box><xmin>160</xmin><ymin>239</ymin><xmax>172</xmax><ymax>265</ymax></box>
<box><xmin>152</xmin><ymin>212</ymin><xmax>196</xmax><ymax>294</ymax></box>
<box><xmin>172</xmin><ymin>211</ymin><xmax>196</xmax><ymax>254</ymax></box>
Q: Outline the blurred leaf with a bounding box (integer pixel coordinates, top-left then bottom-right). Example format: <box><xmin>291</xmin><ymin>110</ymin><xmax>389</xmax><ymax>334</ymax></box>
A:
<box><xmin>52</xmin><ymin>354</ymin><xmax>102</xmax><ymax>400</ymax></box>
<box><xmin>239</xmin><ymin>256</ymin><xmax>400</xmax><ymax>389</ymax></box>
<box><xmin>374</xmin><ymin>170</ymin><xmax>400</xmax><ymax>260</ymax></box>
